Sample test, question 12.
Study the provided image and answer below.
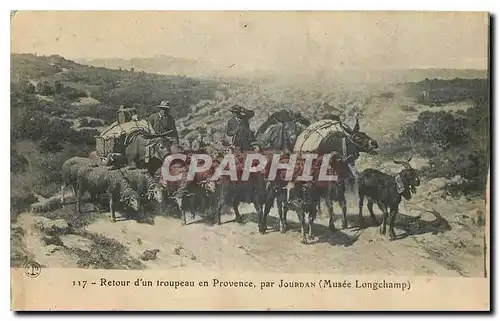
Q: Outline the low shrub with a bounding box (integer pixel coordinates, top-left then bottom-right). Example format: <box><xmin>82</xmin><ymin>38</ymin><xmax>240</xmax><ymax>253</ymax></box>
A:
<box><xmin>396</xmin><ymin>102</ymin><xmax>489</xmax><ymax>195</ymax></box>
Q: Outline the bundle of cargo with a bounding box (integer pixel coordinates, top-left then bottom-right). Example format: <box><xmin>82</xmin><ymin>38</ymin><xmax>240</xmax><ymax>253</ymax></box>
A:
<box><xmin>293</xmin><ymin>119</ymin><xmax>349</xmax><ymax>153</ymax></box>
<box><xmin>95</xmin><ymin>107</ymin><xmax>155</xmax><ymax>158</ymax></box>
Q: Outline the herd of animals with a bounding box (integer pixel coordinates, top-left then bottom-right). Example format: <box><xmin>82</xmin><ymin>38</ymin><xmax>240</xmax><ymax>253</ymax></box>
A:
<box><xmin>59</xmin><ymin>109</ymin><xmax>421</xmax><ymax>244</ymax></box>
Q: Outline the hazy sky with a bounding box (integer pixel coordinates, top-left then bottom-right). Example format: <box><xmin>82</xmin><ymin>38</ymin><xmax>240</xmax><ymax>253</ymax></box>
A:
<box><xmin>11</xmin><ymin>11</ymin><xmax>489</xmax><ymax>73</ymax></box>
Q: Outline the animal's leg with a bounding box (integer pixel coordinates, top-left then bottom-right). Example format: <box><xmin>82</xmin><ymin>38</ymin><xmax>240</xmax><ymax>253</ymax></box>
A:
<box><xmin>358</xmin><ymin>192</ymin><xmax>365</xmax><ymax>227</ymax></box>
<box><xmin>283</xmin><ymin>197</ymin><xmax>289</xmax><ymax>232</ymax></box>
<box><xmin>378</xmin><ymin>202</ymin><xmax>388</xmax><ymax>235</ymax></box>
<box><xmin>175</xmin><ymin>197</ymin><xmax>186</xmax><ymax>225</ymax></box>
<box><xmin>193</xmin><ymin>194</ymin><xmax>199</xmax><ymax>220</ymax></box>
<box><xmin>388</xmin><ymin>206</ymin><xmax>399</xmax><ymax>240</ymax></box>
<box><xmin>76</xmin><ymin>184</ymin><xmax>84</xmax><ymax>214</ymax></box>
<box><xmin>277</xmin><ymin>190</ymin><xmax>288</xmax><ymax>233</ymax></box>
<box><xmin>325</xmin><ymin>195</ymin><xmax>336</xmax><ymax>232</ymax></box>
<box><xmin>90</xmin><ymin>192</ymin><xmax>102</xmax><ymax>214</ymax></box>
<box><xmin>339</xmin><ymin>183</ymin><xmax>348</xmax><ymax>229</ymax></box>
<box><xmin>109</xmin><ymin>195</ymin><xmax>116</xmax><ymax>223</ymax></box>
<box><xmin>91</xmin><ymin>192</ymin><xmax>101</xmax><ymax>214</ymax></box>
<box><xmin>233</xmin><ymin>201</ymin><xmax>244</xmax><ymax>223</ymax></box>
<box><xmin>367</xmin><ymin>200</ymin><xmax>378</xmax><ymax>225</ymax></box>
<box><xmin>60</xmin><ymin>184</ymin><xmax>66</xmax><ymax>204</ymax></box>
<box><xmin>216</xmin><ymin>197</ymin><xmax>225</xmax><ymax>225</ymax></box>
<box><xmin>308</xmin><ymin>206</ymin><xmax>318</xmax><ymax>241</ymax></box>
<box><xmin>260</xmin><ymin>190</ymin><xmax>275</xmax><ymax>234</ymax></box>
<box><xmin>253</xmin><ymin>200</ymin><xmax>263</xmax><ymax>231</ymax></box>
<box><xmin>296</xmin><ymin>208</ymin><xmax>307</xmax><ymax>245</ymax></box>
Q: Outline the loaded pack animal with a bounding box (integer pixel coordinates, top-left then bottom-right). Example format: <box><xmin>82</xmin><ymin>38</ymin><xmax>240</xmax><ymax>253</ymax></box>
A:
<box><xmin>357</xmin><ymin>157</ymin><xmax>420</xmax><ymax>240</ymax></box>
<box><xmin>75</xmin><ymin>165</ymin><xmax>141</xmax><ymax>222</ymax></box>
<box><xmin>313</xmin><ymin>129</ymin><xmax>379</xmax><ymax>230</ymax></box>
<box><xmin>123</xmin><ymin>128</ymin><xmax>173</xmax><ymax>175</ymax></box>
<box><xmin>259</xmin><ymin>119</ymin><xmax>379</xmax><ymax>235</ymax></box>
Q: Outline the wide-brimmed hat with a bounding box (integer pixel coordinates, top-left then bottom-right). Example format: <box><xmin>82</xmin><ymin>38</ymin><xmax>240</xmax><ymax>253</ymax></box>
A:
<box><xmin>230</xmin><ymin>105</ymin><xmax>243</xmax><ymax>113</ymax></box>
<box><xmin>156</xmin><ymin>100</ymin><xmax>171</xmax><ymax>109</ymax></box>
<box><xmin>251</xmin><ymin>141</ymin><xmax>262</xmax><ymax>148</ymax></box>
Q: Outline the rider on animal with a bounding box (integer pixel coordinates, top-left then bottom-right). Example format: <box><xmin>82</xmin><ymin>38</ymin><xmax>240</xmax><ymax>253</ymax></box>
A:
<box><xmin>148</xmin><ymin>100</ymin><xmax>180</xmax><ymax>145</ymax></box>
<box><xmin>226</xmin><ymin>104</ymin><xmax>256</xmax><ymax>151</ymax></box>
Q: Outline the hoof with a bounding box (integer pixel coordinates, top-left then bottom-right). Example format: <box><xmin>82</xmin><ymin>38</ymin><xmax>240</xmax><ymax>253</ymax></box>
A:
<box><xmin>379</xmin><ymin>226</ymin><xmax>386</xmax><ymax>235</ymax></box>
<box><xmin>235</xmin><ymin>217</ymin><xmax>245</xmax><ymax>224</ymax></box>
<box><xmin>110</xmin><ymin>218</ymin><xmax>116</xmax><ymax>223</ymax></box>
<box><xmin>389</xmin><ymin>231</ymin><xmax>397</xmax><ymax>241</ymax></box>
<box><xmin>301</xmin><ymin>238</ymin><xmax>308</xmax><ymax>245</ymax></box>
<box><xmin>342</xmin><ymin>222</ymin><xmax>348</xmax><ymax>229</ymax></box>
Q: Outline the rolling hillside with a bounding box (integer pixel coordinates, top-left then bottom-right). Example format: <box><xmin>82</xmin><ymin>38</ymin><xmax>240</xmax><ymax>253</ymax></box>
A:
<box><xmin>10</xmin><ymin>53</ymin><xmax>490</xmax><ymax>277</ymax></box>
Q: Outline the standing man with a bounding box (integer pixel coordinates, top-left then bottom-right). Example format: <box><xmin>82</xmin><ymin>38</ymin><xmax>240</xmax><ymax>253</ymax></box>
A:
<box><xmin>226</xmin><ymin>104</ymin><xmax>255</xmax><ymax>151</ymax></box>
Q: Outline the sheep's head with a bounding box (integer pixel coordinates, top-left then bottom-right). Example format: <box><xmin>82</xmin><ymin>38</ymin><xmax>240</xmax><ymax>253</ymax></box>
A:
<box><xmin>201</xmin><ymin>180</ymin><xmax>216</xmax><ymax>193</ymax></box>
<box><xmin>122</xmin><ymin>194</ymin><xmax>140</xmax><ymax>212</ymax></box>
<box><xmin>128</xmin><ymin>197</ymin><xmax>140</xmax><ymax>212</ymax></box>
<box><xmin>148</xmin><ymin>184</ymin><xmax>164</xmax><ymax>204</ymax></box>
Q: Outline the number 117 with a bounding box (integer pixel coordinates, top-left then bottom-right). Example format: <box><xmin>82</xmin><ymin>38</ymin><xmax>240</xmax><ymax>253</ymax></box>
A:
<box><xmin>73</xmin><ymin>280</ymin><xmax>87</xmax><ymax>288</ymax></box>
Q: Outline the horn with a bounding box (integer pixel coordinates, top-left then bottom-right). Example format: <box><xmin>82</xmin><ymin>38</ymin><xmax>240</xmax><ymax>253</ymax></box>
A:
<box><xmin>393</xmin><ymin>159</ymin><xmax>411</xmax><ymax>169</ymax></box>
<box><xmin>407</xmin><ymin>155</ymin><xmax>413</xmax><ymax>163</ymax></box>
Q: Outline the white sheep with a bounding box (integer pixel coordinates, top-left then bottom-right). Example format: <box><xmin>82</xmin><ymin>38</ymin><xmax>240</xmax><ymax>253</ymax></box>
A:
<box><xmin>60</xmin><ymin>156</ymin><xmax>100</xmax><ymax>205</ymax></box>
<box><xmin>76</xmin><ymin>166</ymin><xmax>141</xmax><ymax>222</ymax></box>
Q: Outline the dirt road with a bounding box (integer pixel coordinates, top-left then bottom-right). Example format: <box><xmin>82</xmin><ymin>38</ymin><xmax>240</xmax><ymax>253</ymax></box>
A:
<box><xmin>13</xmin><ymin>183</ymin><xmax>486</xmax><ymax>277</ymax></box>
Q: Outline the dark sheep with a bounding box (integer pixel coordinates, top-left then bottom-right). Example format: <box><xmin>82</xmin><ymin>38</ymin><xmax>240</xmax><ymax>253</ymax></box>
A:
<box><xmin>357</xmin><ymin>156</ymin><xmax>421</xmax><ymax>240</ymax></box>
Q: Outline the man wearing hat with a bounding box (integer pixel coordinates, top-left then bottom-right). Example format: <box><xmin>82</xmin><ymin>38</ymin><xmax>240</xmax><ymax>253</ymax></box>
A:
<box><xmin>148</xmin><ymin>100</ymin><xmax>179</xmax><ymax>144</ymax></box>
<box><xmin>225</xmin><ymin>104</ymin><xmax>255</xmax><ymax>150</ymax></box>
<box><xmin>292</xmin><ymin>111</ymin><xmax>311</xmax><ymax>127</ymax></box>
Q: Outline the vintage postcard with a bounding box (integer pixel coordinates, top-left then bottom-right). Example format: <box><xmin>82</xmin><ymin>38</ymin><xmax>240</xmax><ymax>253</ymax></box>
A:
<box><xmin>10</xmin><ymin>11</ymin><xmax>490</xmax><ymax>311</ymax></box>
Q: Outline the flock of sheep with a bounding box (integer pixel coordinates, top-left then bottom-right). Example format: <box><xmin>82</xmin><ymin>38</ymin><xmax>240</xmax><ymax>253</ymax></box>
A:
<box><xmin>60</xmin><ymin>156</ymin><xmax>164</xmax><ymax>223</ymax></box>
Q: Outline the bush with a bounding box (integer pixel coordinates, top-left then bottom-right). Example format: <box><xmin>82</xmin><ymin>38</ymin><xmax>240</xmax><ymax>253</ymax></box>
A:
<box><xmin>80</xmin><ymin>117</ymin><xmax>105</xmax><ymax>128</ymax></box>
<box><xmin>11</xmin><ymin>148</ymin><xmax>29</xmax><ymax>174</ymax></box>
<box><xmin>379</xmin><ymin>91</ymin><xmax>395</xmax><ymax>99</ymax></box>
<box><xmin>404</xmin><ymin>78</ymin><xmax>488</xmax><ymax>107</ymax></box>
<box><xmin>36</xmin><ymin>81</ymin><xmax>55</xmax><ymax>96</ymax></box>
<box><xmin>18</xmin><ymin>78</ymin><xmax>35</xmax><ymax>95</ymax></box>
<box><xmin>401</xmin><ymin>111</ymin><xmax>470</xmax><ymax>153</ymax></box>
<box><xmin>400</xmin><ymin>104</ymin><xmax>418</xmax><ymax>112</ymax></box>
<box><xmin>57</xmin><ymin>86</ymin><xmax>87</xmax><ymax>101</ymax></box>
<box><xmin>397</xmin><ymin>102</ymin><xmax>489</xmax><ymax>195</ymax></box>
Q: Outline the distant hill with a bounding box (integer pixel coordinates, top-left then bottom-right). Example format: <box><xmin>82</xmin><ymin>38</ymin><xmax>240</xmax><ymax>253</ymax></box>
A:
<box><xmin>76</xmin><ymin>55</ymin><xmax>488</xmax><ymax>84</ymax></box>
<box><xmin>76</xmin><ymin>55</ymin><xmax>203</xmax><ymax>77</ymax></box>
<box><xmin>11</xmin><ymin>53</ymin><xmax>221</xmax><ymax>120</ymax></box>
